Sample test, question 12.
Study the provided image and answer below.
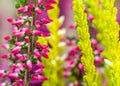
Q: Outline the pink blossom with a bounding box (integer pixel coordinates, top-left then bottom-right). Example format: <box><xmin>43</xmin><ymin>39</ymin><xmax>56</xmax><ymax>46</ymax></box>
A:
<box><xmin>63</xmin><ymin>71</ymin><xmax>71</xmax><ymax>78</ymax></box>
<box><xmin>1</xmin><ymin>54</ymin><xmax>9</xmax><ymax>59</ymax></box>
<box><xmin>88</xmin><ymin>15</ymin><xmax>95</xmax><ymax>22</ymax></box>
<box><xmin>47</xmin><ymin>0</ymin><xmax>57</xmax><ymax>4</ymax></box>
<box><xmin>8</xmin><ymin>72</ymin><xmax>18</xmax><ymax>79</ymax></box>
<box><xmin>41</xmin><ymin>52</ymin><xmax>49</xmax><ymax>58</ymax></box>
<box><xmin>0</xmin><ymin>70</ymin><xmax>4</xmax><ymax>77</ymax></box>
<box><xmin>25</xmin><ymin>28</ymin><xmax>31</xmax><ymax>35</ymax></box>
<box><xmin>11</xmin><ymin>46</ymin><xmax>21</xmax><ymax>54</ymax></box>
<box><xmin>35</xmin><ymin>42</ymin><xmax>41</xmax><ymax>47</ymax></box>
<box><xmin>34</xmin><ymin>49</ymin><xmax>41</xmax><ymax>58</ymax></box>
<box><xmin>45</xmin><ymin>5</ymin><xmax>54</xmax><ymax>10</ymax></box>
<box><xmin>28</xmin><ymin>4</ymin><xmax>34</xmax><ymax>10</ymax></box>
<box><xmin>42</xmin><ymin>18</ymin><xmax>52</xmax><ymax>24</ymax></box>
<box><xmin>33</xmin><ymin>30</ymin><xmax>42</xmax><ymax>36</ymax></box>
<box><xmin>69</xmin><ymin>23</ymin><xmax>76</xmax><ymax>29</ymax></box>
<box><xmin>13</xmin><ymin>20</ymin><xmax>24</xmax><ymax>26</ymax></box>
<box><xmin>7</xmin><ymin>18</ymin><xmax>15</xmax><ymax>23</ymax></box>
<box><xmin>38</xmin><ymin>0</ymin><xmax>42</xmax><ymax>4</ymax></box>
<box><xmin>15</xmin><ymin>42</ymin><xmax>24</xmax><ymax>46</ymax></box>
<box><xmin>1</xmin><ymin>44</ymin><xmax>9</xmax><ymax>49</ymax></box>
<box><xmin>78</xmin><ymin>63</ymin><xmax>84</xmax><ymax>71</ymax></box>
<box><xmin>16</xmin><ymin>54</ymin><xmax>26</xmax><ymax>61</ymax></box>
<box><xmin>4</xmin><ymin>35</ymin><xmax>11</xmax><ymax>41</ymax></box>
<box><xmin>24</xmin><ymin>36</ymin><xmax>30</xmax><ymax>43</ymax></box>
<box><xmin>38</xmin><ymin>75</ymin><xmax>48</xmax><ymax>82</ymax></box>
<box><xmin>14</xmin><ymin>31</ymin><xmax>25</xmax><ymax>37</ymax></box>
<box><xmin>27</xmin><ymin>60</ymin><xmax>32</xmax><ymax>71</ymax></box>
<box><xmin>37</xmin><ymin>61</ymin><xmax>45</xmax><ymax>68</ymax></box>
<box><xmin>35</xmin><ymin>21</ymin><xmax>41</xmax><ymax>28</ymax></box>
<box><xmin>41</xmin><ymin>32</ymin><xmax>51</xmax><ymax>37</ymax></box>
<box><xmin>11</xmin><ymin>64</ymin><xmax>17</xmax><ymax>71</ymax></box>
<box><xmin>32</xmin><ymin>74</ymin><xmax>38</xmax><ymax>80</ymax></box>
<box><xmin>35</xmin><ymin>68</ymin><xmax>44</xmax><ymax>74</ymax></box>
<box><xmin>35</xmin><ymin>7</ymin><xmax>42</xmax><ymax>14</ymax></box>
<box><xmin>18</xmin><ymin>6</ymin><xmax>28</xmax><ymax>13</ymax></box>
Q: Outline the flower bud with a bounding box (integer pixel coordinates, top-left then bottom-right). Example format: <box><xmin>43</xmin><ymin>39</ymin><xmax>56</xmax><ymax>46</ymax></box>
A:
<box><xmin>35</xmin><ymin>21</ymin><xmax>41</xmax><ymax>28</ymax></box>
<box><xmin>11</xmin><ymin>47</ymin><xmax>21</xmax><ymax>54</ymax></box>
<box><xmin>1</xmin><ymin>44</ymin><xmax>9</xmax><ymax>49</ymax></box>
<box><xmin>33</xmin><ymin>30</ymin><xmax>42</xmax><ymax>36</ymax></box>
<box><xmin>1</xmin><ymin>54</ymin><xmax>9</xmax><ymax>59</ymax></box>
<box><xmin>0</xmin><ymin>70</ymin><xmax>4</xmax><ymax>77</ymax></box>
<box><xmin>18</xmin><ymin>6</ymin><xmax>28</xmax><ymax>13</ymax></box>
<box><xmin>8</xmin><ymin>72</ymin><xmax>18</xmax><ymax>79</ymax></box>
<box><xmin>35</xmin><ymin>7</ymin><xmax>42</xmax><ymax>14</ymax></box>
<box><xmin>4</xmin><ymin>35</ymin><xmax>11</xmax><ymax>41</ymax></box>
<box><xmin>27</xmin><ymin>60</ymin><xmax>32</xmax><ymax>71</ymax></box>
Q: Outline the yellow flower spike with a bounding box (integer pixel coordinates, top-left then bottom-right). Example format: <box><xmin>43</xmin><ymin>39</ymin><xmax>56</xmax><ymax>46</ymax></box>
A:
<box><xmin>73</xmin><ymin>0</ymin><xmax>98</xmax><ymax>86</ymax></box>
<box><xmin>38</xmin><ymin>0</ymin><xmax>65</xmax><ymax>86</ymax></box>
<box><xmin>85</xmin><ymin>0</ymin><xmax>120</xmax><ymax>85</ymax></box>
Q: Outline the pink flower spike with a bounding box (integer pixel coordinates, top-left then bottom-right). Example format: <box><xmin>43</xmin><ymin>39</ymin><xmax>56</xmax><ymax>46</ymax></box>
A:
<box><xmin>11</xmin><ymin>46</ymin><xmax>21</xmax><ymax>54</ymax></box>
<box><xmin>18</xmin><ymin>6</ymin><xmax>28</xmax><ymax>13</ymax></box>
<box><xmin>8</xmin><ymin>72</ymin><xmax>18</xmax><ymax>79</ymax></box>
<box><xmin>1</xmin><ymin>54</ymin><xmax>9</xmax><ymax>59</ymax></box>
<box><xmin>35</xmin><ymin>21</ymin><xmax>41</xmax><ymax>28</ymax></box>
<box><xmin>33</xmin><ymin>30</ymin><xmax>42</xmax><ymax>36</ymax></box>
<box><xmin>0</xmin><ymin>70</ymin><xmax>4</xmax><ymax>77</ymax></box>
<box><xmin>38</xmin><ymin>0</ymin><xmax>42</xmax><ymax>4</ymax></box>
<box><xmin>27</xmin><ymin>60</ymin><xmax>32</xmax><ymax>71</ymax></box>
<box><xmin>88</xmin><ymin>15</ymin><xmax>95</xmax><ymax>22</ymax></box>
<box><xmin>38</xmin><ymin>75</ymin><xmax>48</xmax><ymax>82</ymax></box>
<box><xmin>7</xmin><ymin>18</ymin><xmax>14</xmax><ymax>23</ymax></box>
<box><xmin>4</xmin><ymin>35</ymin><xmax>11</xmax><ymax>41</ymax></box>
<box><xmin>42</xmin><ymin>18</ymin><xmax>52</xmax><ymax>24</ymax></box>
<box><xmin>35</xmin><ymin>7</ymin><xmax>42</xmax><ymax>14</ymax></box>
<box><xmin>1</xmin><ymin>44</ymin><xmax>9</xmax><ymax>49</ymax></box>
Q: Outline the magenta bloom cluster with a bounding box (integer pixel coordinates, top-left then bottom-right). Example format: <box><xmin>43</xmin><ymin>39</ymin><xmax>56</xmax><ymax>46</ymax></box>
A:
<box><xmin>0</xmin><ymin>0</ymin><xmax>56</xmax><ymax>86</ymax></box>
